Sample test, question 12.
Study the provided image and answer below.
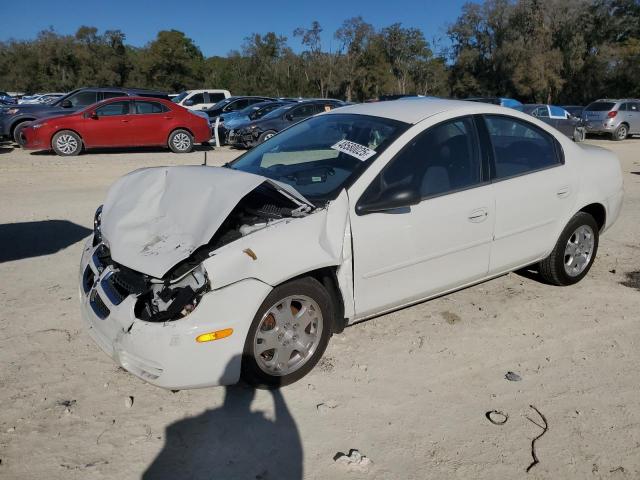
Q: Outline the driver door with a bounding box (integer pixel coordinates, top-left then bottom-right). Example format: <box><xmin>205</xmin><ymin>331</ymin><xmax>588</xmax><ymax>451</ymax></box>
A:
<box><xmin>81</xmin><ymin>100</ymin><xmax>132</xmax><ymax>147</ymax></box>
<box><xmin>350</xmin><ymin>116</ymin><xmax>495</xmax><ymax>317</ymax></box>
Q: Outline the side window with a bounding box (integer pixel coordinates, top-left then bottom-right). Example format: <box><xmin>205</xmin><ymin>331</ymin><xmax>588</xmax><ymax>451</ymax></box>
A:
<box><xmin>246</xmin><ymin>98</ymin><xmax>265</xmax><ymax>107</ymax></box>
<box><xmin>95</xmin><ymin>101</ymin><xmax>130</xmax><ymax>116</ymax></box>
<box><xmin>207</xmin><ymin>92</ymin><xmax>226</xmax><ymax>103</ymax></box>
<box><xmin>290</xmin><ymin>105</ymin><xmax>316</xmax><ymax>120</ymax></box>
<box><xmin>102</xmin><ymin>91</ymin><xmax>126</xmax><ymax>100</ymax></box>
<box><xmin>549</xmin><ymin>106</ymin><xmax>567</xmax><ymax>118</ymax></box>
<box><xmin>484</xmin><ymin>115</ymin><xmax>561</xmax><ymax>180</ymax></box>
<box><xmin>189</xmin><ymin>93</ymin><xmax>205</xmax><ymax>105</ymax></box>
<box><xmin>225</xmin><ymin>99</ymin><xmax>248</xmax><ymax>112</ymax></box>
<box><xmin>134</xmin><ymin>101</ymin><xmax>167</xmax><ymax>114</ymax></box>
<box><xmin>619</xmin><ymin>103</ymin><xmax>629</xmax><ymax>112</ymax></box>
<box><xmin>533</xmin><ymin>106</ymin><xmax>549</xmax><ymax>117</ymax></box>
<box><xmin>377</xmin><ymin>117</ymin><xmax>482</xmax><ymax>199</ymax></box>
<box><xmin>68</xmin><ymin>91</ymin><xmax>98</xmax><ymax>107</ymax></box>
<box><xmin>627</xmin><ymin>103</ymin><xmax>639</xmax><ymax>112</ymax></box>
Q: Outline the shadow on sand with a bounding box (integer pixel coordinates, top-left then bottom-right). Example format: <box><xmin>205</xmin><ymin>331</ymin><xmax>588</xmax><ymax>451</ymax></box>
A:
<box><xmin>143</xmin><ymin>356</ymin><xmax>303</xmax><ymax>480</ymax></box>
<box><xmin>0</xmin><ymin>219</ymin><xmax>91</xmax><ymax>263</ymax></box>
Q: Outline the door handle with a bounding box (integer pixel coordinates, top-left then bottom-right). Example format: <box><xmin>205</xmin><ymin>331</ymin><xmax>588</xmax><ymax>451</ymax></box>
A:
<box><xmin>557</xmin><ymin>185</ymin><xmax>571</xmax><ymax>198</ymax></box>
<box><xmin>121</xmin><ymin>119</ymin><xmax>130</xmax><ymax>123</ymax></box>
<box><xmin>163</xmin><ymin>116</ymin><xmax>174</xmax><ymax>120</ymax></box>
<box><xmin>468</xmin><ymin>208</ymin><xmax>488</xmax><ymax>223</ymax></box>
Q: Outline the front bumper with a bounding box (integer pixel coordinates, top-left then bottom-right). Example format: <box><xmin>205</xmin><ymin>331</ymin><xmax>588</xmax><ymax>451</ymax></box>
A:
<box><xmin>228</xmin><ymin>129</ymin><xmax>257</xmax><ymax>148</ymax></box>
<box><xmin>79</xmin><ymin>238</ymin><xmax>272</xmax><ymax>389</ymax></box>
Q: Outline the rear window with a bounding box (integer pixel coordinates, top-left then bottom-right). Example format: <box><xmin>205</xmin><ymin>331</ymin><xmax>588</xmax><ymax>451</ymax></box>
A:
<box><xmin>585</xmin><ymin>102</ymin><xmax>615</xmax><ymax>111</ymax></box>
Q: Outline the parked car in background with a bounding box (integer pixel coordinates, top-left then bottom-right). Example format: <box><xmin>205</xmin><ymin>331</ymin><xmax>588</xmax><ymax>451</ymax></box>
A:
<box><xmin>21</xmin><ymin>97</ymin><xmax>210</xmax><ymax>156</ymax></box>
<box><xmin>582</xmin><ymin>99</ymin><xmax>640</xmax><ymax>140</ymax></box>
<box><xmin>522</xmin><ymin>104</ymin><xmax>584</xmax><ymax>141</ymax></box>
<box><xmin>562</xmin><ymin>105</ymin><xmax>584</xmax><ymax>118</ymax></box>
<box><xmin>203</xmin><ymin>96</ymin><xmax>275</xmax><ymax>121</ymax></box>
<box><xmin>171</xmin><ymin>89</ymin><xmax>231</xmax><ymax>110</ymax></box>
<box><xmin>216</xmin><ymin>100</ymin><xmax>295</xmax><ymax>144</ymax></box>
<box><xmin>19</xmin><ymin>93</ymin><xmax>66</xmax><ymax>104</ymax></box>
<box><xmin>0</xmin><ymin>87</ymin><xmax>170</xmax><ymax>144</ymax></box>
<box><xmin>79</xmin><ymin>99</ymin><xmax>622</xmax><ymax>389</ymax></box>
<box><xmin>228</xmin><ymin>99</ymin><xmax>345</xmax><ymax>148</ymax></box>
<box><xmin>466</xmin><ymin>97</ymin><xmax>523</xmax><ymax>111</ymax></box>
<box><xmin>0</xmin><ymin>91</ymin><xmax>16</xmax><ymax>104</ymax></box>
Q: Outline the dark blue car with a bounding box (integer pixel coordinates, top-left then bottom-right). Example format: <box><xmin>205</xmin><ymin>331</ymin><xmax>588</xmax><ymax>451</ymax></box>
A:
<box><xmin>228</xmin><ymin>99</ymin><xmax>346</xmax><ymax>148</ymax></box>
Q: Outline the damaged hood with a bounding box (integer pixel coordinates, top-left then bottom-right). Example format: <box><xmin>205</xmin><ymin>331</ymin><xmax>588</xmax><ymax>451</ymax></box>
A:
<box><xmin>101</xmin><ymin>165</ymin><xmax>310</xmax><ymax>278</ymax></box>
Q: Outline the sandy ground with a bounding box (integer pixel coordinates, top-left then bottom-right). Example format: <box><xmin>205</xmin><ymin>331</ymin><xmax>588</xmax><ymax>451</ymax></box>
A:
<box><xmin>0</xmin><ymin>138</ymin><xmax>639</xmax><ymax>480</ymax></box>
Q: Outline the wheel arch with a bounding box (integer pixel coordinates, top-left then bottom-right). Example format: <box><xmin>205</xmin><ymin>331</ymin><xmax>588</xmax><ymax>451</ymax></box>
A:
<box><xmin>168</xmin><ymin>126</ymin><xmax>195</xmax><ymax>143</ymax></box>
<box><xmin>51</xmin><ymin>128</ymin><xmax>84</xmax><ymax>147</ymax></box>
<box><xmin>578</xmin><ymin>202</ymin><xmax>606</xmax><ymax>232</ymax></box>
<box><xmin>10</xmin><ymin>117</ymin><xmax>36</xmax><ymax>135</ymax></box>
<box><xmin>287</xmin><ymin>267</ymin><xmax>347</xmax><ymax>334</ymax></box>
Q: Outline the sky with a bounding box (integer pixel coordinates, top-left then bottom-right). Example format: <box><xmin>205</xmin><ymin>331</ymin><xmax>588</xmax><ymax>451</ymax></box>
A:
<box><xmin>2</xmin><ymin>0</ymin><xmax>470</xmax><ymax>56</ymax></box>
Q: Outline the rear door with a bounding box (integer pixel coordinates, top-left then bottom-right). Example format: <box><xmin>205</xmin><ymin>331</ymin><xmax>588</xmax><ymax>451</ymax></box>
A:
<box><xmin>130</xmin><ymin>100</ymin><xmax>172</xmax><ymax>146</ymax></box>
<box><xmin>482</xmin><ymin>115</ymin><xmax>575</xmax><ymax>273</ymax></box>
<box><xmin>81</xmin><ymin>100</ymin><xmax>132</xmax><ymax>147</ymax></box>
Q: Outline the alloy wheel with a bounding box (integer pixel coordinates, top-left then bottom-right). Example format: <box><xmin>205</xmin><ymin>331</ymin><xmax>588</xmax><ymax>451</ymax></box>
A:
<box><xmin>172</xmin><ymin>132</ymin><xmax>191</xmax><ymax>151</ymax></box>
<box><xmin>564</xmin><ymin>225</ymin><xmax>595</xmax><ymax>277</ymax></box>
<box><xmin>253</xmin><ymin>295</ymin><xmax>323</xmax><ymax>376</ymax></box>
<box><xmin>56</xmin><ymin>134</ymin><xmax>78</xmax><ymax>154</ymax></box>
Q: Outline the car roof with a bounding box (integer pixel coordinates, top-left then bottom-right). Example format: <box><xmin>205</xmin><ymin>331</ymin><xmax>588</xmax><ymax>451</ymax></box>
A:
<box><xmin>325</xmin><ymin>98</ymin><xmax>513</xmax><ymax>124</ymax></box>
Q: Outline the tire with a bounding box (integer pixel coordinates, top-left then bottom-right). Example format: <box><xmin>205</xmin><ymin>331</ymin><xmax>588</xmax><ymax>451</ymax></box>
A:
<box><xmin>539</xmin><ymin>212</ymin><xmax>599</xmax><ymax>286</ymax></box>
<box><xmin>612</xmin><ymin>124</ymin><xmax>628</xmax><ymax>141</ymax></box>
<box><xmin>241</xmin><ymin>276</ymin><xmax>333</xmax><ymax>388</ymax></box>
<box><xmin>258</xmin><ymin>130</ymin><xmax>277</xmax><ymax>144</ymax></box>
<box><xmin>51</xmin><ymin>130</ymin><xmax>82</xmax><ymax>156</ymax></box>
<box><xmin>13</xmin><ymin>121</ymin><xmax>31</xmax><ymax>146</ymax></box>
<box><xmin>168</xmin><ymin>129</ymin><xmax>194</xmax><ymax>153</ymax></box>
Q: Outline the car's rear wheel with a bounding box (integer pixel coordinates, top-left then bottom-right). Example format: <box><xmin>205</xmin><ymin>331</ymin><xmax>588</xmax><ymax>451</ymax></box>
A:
<box><xmin>13</xmin><ymin>121</ymin><xmax>31</xmax><ymax>146</ymax></box>
<box><xmin>258</xmin><ymin>130</ymin><xmax>277</xmax><ymax>144</ymax></box>
<box><xmin>539</xmin><ymin>212</ymin><xmax>599</xmax><ymax>286</ymax></box>
<box><xmin>168</xmin><ymin>129</ymin><xmax>194</xmax><ymax>153</ymax></box>
<box><xmin>52</xmin><ymin>130</ymin><xmax>82</xmax><ymax>156</ymax></box>
<box><xmin>241</xmin><ymin>277</ymin><xmax>333</xmax><ymax>388</ymax></box>
<box><xmin>612</xmin><ymin>124</ymin><xmax>628</xmax><ymax>141</ymax></box>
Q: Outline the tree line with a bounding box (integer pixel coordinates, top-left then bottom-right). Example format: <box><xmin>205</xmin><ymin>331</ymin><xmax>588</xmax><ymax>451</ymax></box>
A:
<box><xmin>1</xmin><ymin>0</ymin><xmax>638</xmax><ymax>104</ymax></box>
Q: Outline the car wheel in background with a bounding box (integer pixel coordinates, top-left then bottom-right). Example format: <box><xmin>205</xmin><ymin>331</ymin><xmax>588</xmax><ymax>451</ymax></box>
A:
<box><xmin>612</xmin><ymin>124</ymin><xmax>628</xmax><ymax>141</ymax></box>
<box><xmin>258</xmin><ymin>130</ymin><xmax>277</xmax><ymax>144</ymax></box>
<box><xmin>539</xmin><ymin>212</ymin><xmax>599</xmax><ymax>286</ymax></box>
<box><xmin>51</xmin><ymin>130</ymin><xmax>82</xmax><ymax>156</ymax></box>
<box><xmin>241</xmin><ymin>277</ymin><xmax>333</xmax><ymax>388</ymax></box>
<box><xmin>168</xmin><ymin>129</ymin><xmax>194</xmax><ymax>153</ymax></box>
<box><xmin>13</xmin><ymin>121</ymin><xmax>31</xmax><ymax>146</ymax></box>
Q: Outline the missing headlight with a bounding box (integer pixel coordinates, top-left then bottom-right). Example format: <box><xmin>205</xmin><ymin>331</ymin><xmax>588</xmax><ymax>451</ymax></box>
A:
<box><xmin>135</xmin><ymin>264</ymin><xmax>210</xmax><ymax>322</ymax></box>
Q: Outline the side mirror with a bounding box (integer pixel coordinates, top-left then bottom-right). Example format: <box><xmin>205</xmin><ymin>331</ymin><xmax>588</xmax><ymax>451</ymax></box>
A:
<box><xmin>61</xmin><ymin>99</ymin><xmax>72</xmax><ymax>108</ymax></box>
<box><xmin>90</xmin><ymin>111</ymin><xmax>98</xmax><ymax>119</ymax></box>
<box><xmin>285</xmin><ymin>113</ymin><xmax>293</xmax><ymax>121</ymax></box>
<box><xmin>184</xmin><ymin>99</ymin><xmax>194</xmax><ymax>106</ymax></box>
<box><xmin>356</xmin><ymin>185</ymin><xmax>421</xmax><ymax>215</ymax></box>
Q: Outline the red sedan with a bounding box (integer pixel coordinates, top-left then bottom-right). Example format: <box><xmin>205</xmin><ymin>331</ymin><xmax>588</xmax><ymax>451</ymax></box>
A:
<box><xmin>21</xmin><ymin>97</ymin><xmax>211</xmax><ymax>156</ymax></box>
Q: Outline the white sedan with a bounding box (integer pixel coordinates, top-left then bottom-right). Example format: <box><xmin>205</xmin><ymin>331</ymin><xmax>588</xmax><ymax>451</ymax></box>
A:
<box><xmin>80</xmin><ymin>99</ymin><xmax>623</xmax><ymax>389</ymax></box>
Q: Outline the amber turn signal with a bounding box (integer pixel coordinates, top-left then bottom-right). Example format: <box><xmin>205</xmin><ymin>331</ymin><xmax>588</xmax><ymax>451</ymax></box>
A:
<box><xmin>196</xmin><ymin>328</ymin><xmax>234</xmax><ymax>343</ymax></box>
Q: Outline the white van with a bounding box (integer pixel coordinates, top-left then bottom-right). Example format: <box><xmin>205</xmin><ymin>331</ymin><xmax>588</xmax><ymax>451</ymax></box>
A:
<box><xmin>172</xmin><ymin>89</ymin><xmax>231</xmax><ymax>110</ymax></box>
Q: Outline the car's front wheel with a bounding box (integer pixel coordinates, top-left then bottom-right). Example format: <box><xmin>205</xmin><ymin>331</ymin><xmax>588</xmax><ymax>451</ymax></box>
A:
<box><xmin>52</xmin><ymin>130</ymin><xmax>83</xmax><ymax>156</ymax></box>
<box><xmin>258</xmin><ymin>130</ymin><xmax>277</xmax><ymax>144</ymax></box>
<box><xmin>242</xmin><ymin>277</ymin><xmax>333</xmax><ymax>388</ymax></box>
<box><xmin>539</xmin><ymin>212</ymin><xmax>599</xmax><ymax>286</ymax></box>
<box><xmin>168</xmin><ymin>129</ymin><xmax>194</xmax><ymax>153</ymax></box>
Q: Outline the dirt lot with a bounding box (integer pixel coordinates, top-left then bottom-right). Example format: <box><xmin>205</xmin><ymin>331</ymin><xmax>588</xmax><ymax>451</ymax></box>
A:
<box><xmin>0</xmin><ymin>139</ymin><xmax>639</xmax><ymax>479</ymax></box>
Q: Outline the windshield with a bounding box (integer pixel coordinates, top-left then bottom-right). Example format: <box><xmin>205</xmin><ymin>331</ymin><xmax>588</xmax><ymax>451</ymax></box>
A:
<box><xmin>260</xmin><ymin>104</ymin><xmax>294</xmax><ymax>121</ymax></box>
<box><xmin>172</xmin><ymin>91</ymin><xmax>189</xmax><ymax>103</ymax></box>
<box><xmin>585</xmin><ymin>102</ymin><xmax>615</xmax><ymax>112</ymax></box>
<box><xmin>229</xmin><ymin>113</ymin><xmax>409</xmax><ymax>203</ymax></box>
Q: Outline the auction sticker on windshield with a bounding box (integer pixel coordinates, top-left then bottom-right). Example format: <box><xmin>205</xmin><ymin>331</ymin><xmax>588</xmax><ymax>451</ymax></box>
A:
<box><xmin>331</xmin><ymin>139</ymin><xmax>376</xmax><ymax>161</ymax></box>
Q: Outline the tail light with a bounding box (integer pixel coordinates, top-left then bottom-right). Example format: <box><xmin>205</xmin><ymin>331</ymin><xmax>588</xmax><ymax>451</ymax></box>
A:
<box><xmin>607</xmin><ymin>111</ymin><xmax>617</xmax><ymax>118</ymax></box>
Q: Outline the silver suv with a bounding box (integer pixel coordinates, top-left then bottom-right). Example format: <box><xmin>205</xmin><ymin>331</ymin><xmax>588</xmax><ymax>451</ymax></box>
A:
<box><xmin>582</xmin><ymin>99</ymin><xmax>640</xmax><ymax>140</ymax></box>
